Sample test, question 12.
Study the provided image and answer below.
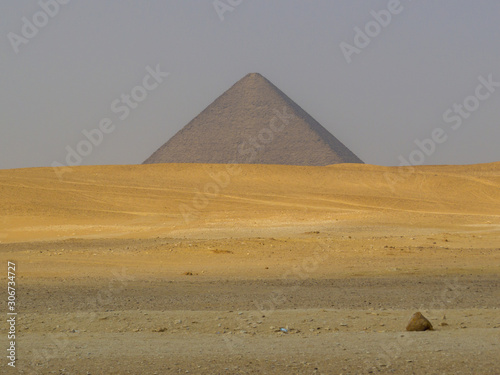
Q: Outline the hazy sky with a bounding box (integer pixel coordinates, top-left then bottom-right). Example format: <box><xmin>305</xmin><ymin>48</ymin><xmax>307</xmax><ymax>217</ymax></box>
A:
<box><xmin>1</xmin><ymin>0</ymin><xmax>499</xmax><ymax>170</ymax></box>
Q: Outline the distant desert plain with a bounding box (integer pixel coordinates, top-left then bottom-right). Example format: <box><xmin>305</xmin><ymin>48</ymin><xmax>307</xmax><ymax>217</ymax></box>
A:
<box><xmin>1</xmin><ymin>162</ymin><xmax>499</xmax><ymax>374</ymax></box>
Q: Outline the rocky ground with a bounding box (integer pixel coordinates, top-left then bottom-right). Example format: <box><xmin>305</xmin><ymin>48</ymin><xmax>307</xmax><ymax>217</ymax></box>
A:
<box><xmin>1</xmin><ymin>230</ymin><xmax>499</xmax><ymax>374</ymax></box>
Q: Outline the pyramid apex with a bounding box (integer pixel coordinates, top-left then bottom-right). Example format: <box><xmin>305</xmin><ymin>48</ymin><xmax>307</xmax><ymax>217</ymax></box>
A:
<box><xmin>239</xmin><ymin>72</ymin><xmax>268</xmax><ymax>82</ymax></box>
<box><xmin>244</xmin><ymin>72</ymin><xmax>264</xmax><ymax>78</ymax></box>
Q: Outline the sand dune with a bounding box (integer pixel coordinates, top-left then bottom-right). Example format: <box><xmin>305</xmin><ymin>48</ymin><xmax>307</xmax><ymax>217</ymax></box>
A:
<box><xmin>0</xmin><ymin>162</ymin><xmax>499</xmax><ymax>242</ymax></box>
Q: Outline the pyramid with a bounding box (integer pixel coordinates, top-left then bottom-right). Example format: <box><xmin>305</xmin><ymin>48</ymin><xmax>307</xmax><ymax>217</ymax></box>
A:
<box><xmin>143</xmin><ymin>73</ymin><xmax>363</xmax><ymax>166</ymax></box>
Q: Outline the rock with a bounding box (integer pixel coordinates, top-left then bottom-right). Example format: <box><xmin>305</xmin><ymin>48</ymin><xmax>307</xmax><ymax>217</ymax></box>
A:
<box><xmin>153</xmin><ymin>327</ymin><xmax>167</xmax><ymax>332</ymax></box>
<box><xmin>406</xmin><ymin>312</ymin><xmax>433</xmax><ymax>331</ymax></box>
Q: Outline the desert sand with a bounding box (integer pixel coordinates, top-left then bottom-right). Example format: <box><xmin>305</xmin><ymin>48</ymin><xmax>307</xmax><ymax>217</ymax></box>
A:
<box><xmin>0</xmin><ymin>162</ymin><xmax>499</xmax><ymax>374</ymax></box>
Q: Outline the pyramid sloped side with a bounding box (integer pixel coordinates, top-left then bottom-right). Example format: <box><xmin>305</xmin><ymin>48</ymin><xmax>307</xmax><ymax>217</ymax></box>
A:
<box><xmin>144</xmin><ymin>73</ymin><xmax>363</xmax><ymax>165</ymax></box>
<box><xmin>259</xmin><ymin>75</ymin><xmax>363</xmax><ymax>164</ymax></box>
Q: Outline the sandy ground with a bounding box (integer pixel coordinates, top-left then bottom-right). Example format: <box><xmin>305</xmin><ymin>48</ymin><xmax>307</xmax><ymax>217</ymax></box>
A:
<box><xmin>0</xmin><ymin>162</ymin><xmax>499</xmax><ymax>374</ymax></box>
